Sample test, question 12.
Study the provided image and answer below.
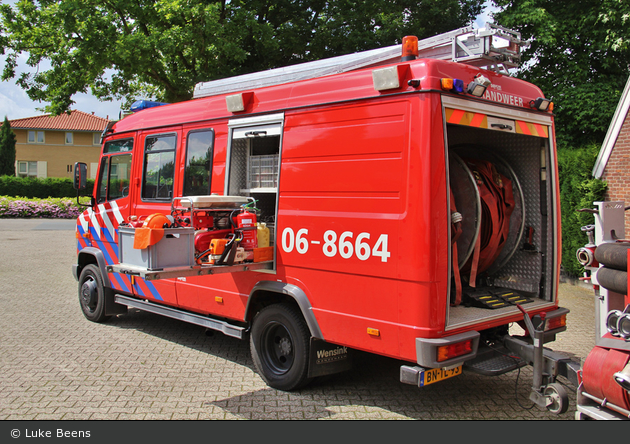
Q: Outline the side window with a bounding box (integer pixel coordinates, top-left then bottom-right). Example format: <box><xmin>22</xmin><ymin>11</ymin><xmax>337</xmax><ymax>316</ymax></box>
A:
<box><xmin>96</xmin><ymin>154</ymin><xmax>133</xmax><ymax>204</ymax></box>
<box><xmin>142</xmin><ymin>134</ymin><xmax>176</xmax><ymax>200</ymax></box>
<box><xmin>183</xmin><ymin>129</ymin><xmax>214</xmax><ymax>196</ymax></box>
<box><xmin>96</xmin><ymin>157</ymin><xmax>109</xmax><ymax>204</ymax></box>
<box><xmin>108</xmin><ymin>154</ymin><xmax>132</xmax><ymax>201</ymax></box>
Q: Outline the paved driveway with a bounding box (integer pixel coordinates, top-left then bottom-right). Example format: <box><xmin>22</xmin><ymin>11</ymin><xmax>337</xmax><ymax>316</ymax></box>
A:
<box><xmin>0</xmin><ymin>219</ymin><xmax>596</xmax><ymax>420</ymax></box>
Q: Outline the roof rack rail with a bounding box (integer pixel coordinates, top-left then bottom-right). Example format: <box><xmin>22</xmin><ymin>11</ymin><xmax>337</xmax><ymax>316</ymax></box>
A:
<box><xmin>193</xmin><ymin>23</ymin><xmax>527</xmax><ymax>99</ymax></box>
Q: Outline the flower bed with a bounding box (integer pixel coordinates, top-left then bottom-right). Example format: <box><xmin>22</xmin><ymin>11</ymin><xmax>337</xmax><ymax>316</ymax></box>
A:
<box><xmin>0</xmin><ymin>196</ymin><xmax>84</xmax><ymax>219</ymax></box>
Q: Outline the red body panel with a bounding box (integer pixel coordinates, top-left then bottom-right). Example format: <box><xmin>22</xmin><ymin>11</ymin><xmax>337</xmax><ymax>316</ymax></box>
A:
<box><xmin>77</xmin><ymin>57</ymin><xmax>558</xmax><ymax>363</ymax></box>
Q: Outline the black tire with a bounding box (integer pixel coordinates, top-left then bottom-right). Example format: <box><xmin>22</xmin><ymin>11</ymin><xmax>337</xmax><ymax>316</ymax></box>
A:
<box><xmin>544</xmin><ymin>382</ymin><xmax>569</xmax><ymax>415</ymax></box>
<box><xmin>78</xmin><ymin>264</ymin><xmax>111</xmax><ymax>323</ymax></box>
<box><xmin>250</xmin><ymin>303</ymin><xmax>312</xmax><ymax>391</ymax></box>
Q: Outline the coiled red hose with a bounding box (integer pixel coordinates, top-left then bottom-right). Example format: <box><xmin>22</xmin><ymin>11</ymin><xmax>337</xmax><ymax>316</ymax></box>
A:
<box><xmin>582</xmin><ymin>346</ymin><xmax>630</xmax><ymax>410</ymax></box>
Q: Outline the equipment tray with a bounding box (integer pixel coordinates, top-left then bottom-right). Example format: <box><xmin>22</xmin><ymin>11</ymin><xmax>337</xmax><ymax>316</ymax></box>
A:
<box><xmin>107</xmin><ymin>261</ymin><xmax>273</xmax><ymax>281</ymax></box>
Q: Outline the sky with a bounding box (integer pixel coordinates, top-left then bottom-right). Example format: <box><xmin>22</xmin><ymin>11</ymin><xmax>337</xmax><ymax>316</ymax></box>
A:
<box><xmin>0</xmin><ymin>1</ymin><xmax>496</xmax><ymax>121</ymax></box>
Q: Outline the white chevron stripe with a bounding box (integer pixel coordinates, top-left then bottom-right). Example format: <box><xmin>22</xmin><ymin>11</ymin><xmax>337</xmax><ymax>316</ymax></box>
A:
<box><xmin>78</xmin><ymin>210</ymin><xmax>89</xmax><ymax>232</ymax></box>
<box><xmin>98</xmin><ymin>203</ymin><xmax>116</xmax><ymax>240</ymax></box>
<box><xmin>110</xmin><ymin>201</ymin><xmax>125</xmax><ymax>224</ymax></box>
<box><xmin>89</xmin><ymin>206</ymin><xmax>101</xmax><ymax>236</ymax></box>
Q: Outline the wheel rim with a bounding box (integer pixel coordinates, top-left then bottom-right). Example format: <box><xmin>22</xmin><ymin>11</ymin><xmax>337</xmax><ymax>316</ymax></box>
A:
<box><xmin>260</xmin><ymin>321</ymin><xmax>295</xmax><ymax>376</ymax></box>
<box><xmin>544</xmin><ymin>384</ymin><xmax>568</xmax><ymax>414</ymax></box>
<box><xmin>80</xmin><ymin>276</ymin><xmax>99</xmax><ymax>313</ymax></box>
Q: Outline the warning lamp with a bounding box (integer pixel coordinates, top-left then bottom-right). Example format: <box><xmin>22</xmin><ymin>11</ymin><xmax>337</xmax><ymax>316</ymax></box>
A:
<box><xmin>441</xmin><ymin>78</ymin><xmax>464</xmax><ymax>93</ymax></box>
<box><xmin>437</xmin><ymin>339</ymin><xmax>472</xmax><ymax>362</ymax></box>
<box><xmin>401</xmin><ymin>36</ymin><xmax>419</xmax><ymax>61</ymax></box>
<box><xmin>466</xmin><ymin>74</ymin><xmax>491</xmax><ymax>97</ymax></box>
<box><xmin>530</xmin><ymin>97</ymin><xmax>553</xmax><ymax>112</ymax></box>
<box><xmin>130</xmin><ymin>100</ymin><xmax>169</xmax><ymax>112</ymax></box>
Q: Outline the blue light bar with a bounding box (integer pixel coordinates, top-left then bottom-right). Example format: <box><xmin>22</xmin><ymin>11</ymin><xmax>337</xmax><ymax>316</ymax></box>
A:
<box><xmin>130</xmin><ymin>100</ymin><xmax>169</xmax><ymax>112</ymax></box>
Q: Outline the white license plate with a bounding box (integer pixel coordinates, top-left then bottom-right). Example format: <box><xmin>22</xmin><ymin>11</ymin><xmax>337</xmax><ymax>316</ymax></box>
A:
<box><xmin>419</xmin><ymin>366</ymin><xmax>462</xmax><ymax>387</ymax></box>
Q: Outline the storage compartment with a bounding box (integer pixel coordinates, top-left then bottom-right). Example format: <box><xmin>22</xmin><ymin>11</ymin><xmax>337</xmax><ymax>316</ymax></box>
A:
<box><xmin>227</xmin><ymin>115</ymin><xmax>283</xmax><ymax>258</ymax></box>
<box><xmin>446</xmin><ymin>121</ymin><xmax>557</xmax><ymax>328</ymax></box>
<box><xmin>118</xmin><ymin>226</ymin><xmax>195</xmax><ymax>270</ymax></box>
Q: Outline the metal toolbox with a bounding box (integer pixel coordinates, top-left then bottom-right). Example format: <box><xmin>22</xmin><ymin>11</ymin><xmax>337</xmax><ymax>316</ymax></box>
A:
<box><xmin>118</xmin><ymin>226</ymin><xmax>195</xmax><ymax>270</ymax></box>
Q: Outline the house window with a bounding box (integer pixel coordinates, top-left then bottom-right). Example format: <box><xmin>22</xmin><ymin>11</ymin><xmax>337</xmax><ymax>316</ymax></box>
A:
<box><xmin>27</xmin><ymin>131</ymin><xmax>45</xmax><ymax>143</ymax></box>
<box><xmin>17</xmin><ymin>161</ymin><xmax>38</xmax><ymax>177</ymax></box>
<box><xmin>93</xmin><ymin>132</ymin><xmax>101</xmax><ymax>145</ymax></box>
<box><xmin>65</xmin><ymin>132</ymin><xmax>73</xmax><ymax>144</ymax></box>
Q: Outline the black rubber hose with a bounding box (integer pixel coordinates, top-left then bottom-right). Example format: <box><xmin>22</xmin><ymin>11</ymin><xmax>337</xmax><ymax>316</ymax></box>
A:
<box><xmin>594</xmin><ymin>242</ymin><xmax>630</xmax><ymax>271</ymax></box>
<box><xmin>596</xmin><ymin>267</ymin><xmax>628</xmax><ymax>295</ymax></box>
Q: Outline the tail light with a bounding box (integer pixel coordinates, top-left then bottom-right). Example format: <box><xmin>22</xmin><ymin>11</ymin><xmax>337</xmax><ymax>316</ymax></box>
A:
<box><xmin>544</xmin><ymin>313</ymin><xmax>567</xmax><ymax>331</ymax></box>
<box><xmin>437</xmin><ymin>339</ymin><xmax>473</xmax><ymax>362</ymax></box>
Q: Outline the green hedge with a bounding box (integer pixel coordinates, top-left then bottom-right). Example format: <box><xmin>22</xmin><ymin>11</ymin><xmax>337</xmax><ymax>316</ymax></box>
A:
<box><xmin>0</xmin><ymin>175</ymin><xmax>95</xmax><ymax>198</ymax></box>
<box><xmin>558</xmin><ymin>144</ymin><xmax>607</xmax><ymax>277</ymax></box>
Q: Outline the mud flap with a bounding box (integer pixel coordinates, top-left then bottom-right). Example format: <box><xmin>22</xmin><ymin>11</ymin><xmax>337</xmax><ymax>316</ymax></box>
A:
<box><xmin>307</xmin><ymin>338</ymin><xmax>352</xmax><ymax>378</ymax></box>
<box><xmin>104</xmin><ymin>288</ymin><xmax>128</xmax><ymax>316</ymax></box>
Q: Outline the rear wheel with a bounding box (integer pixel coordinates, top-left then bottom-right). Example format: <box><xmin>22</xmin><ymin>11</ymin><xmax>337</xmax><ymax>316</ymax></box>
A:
<box><xmin>78</xmin><ymin>264</ymin><xmax>111</xmax><ymax>323</ymax></box>
<box><xmin>250</xmin><ymin>303</ymin><xmax>312</xmax><ymax>391</ymax></box>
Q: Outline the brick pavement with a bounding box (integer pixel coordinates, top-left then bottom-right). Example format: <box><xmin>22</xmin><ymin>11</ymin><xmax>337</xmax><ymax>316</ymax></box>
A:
<box><xmin>0</xmin><ymin>219</ymin><xmax>598</xmax><ymax>420</ymax></box>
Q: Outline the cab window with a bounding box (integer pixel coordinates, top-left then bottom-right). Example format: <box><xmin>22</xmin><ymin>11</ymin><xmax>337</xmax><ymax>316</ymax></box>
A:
<box><xmin>96</xmin><ymin>153</ymin><xmax>132</xmax><ymax>204</ymax></box>
<box><xmin>142</xmin><ymin>134</ymin><xmax>176</xmax><ymax>200</ymax></box>
<box><xmin>183</xmin><ymin>129</ymin><xmax>214</xmax><ymax>196</ymax></box>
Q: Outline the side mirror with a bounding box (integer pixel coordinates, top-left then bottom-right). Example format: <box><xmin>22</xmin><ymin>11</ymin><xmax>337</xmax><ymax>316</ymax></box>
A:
<box><xmin>73</xmin><ymin>162</ymin><xmax>94</xmax><ymax>207</ymax></box>
<box><xmin>74</xmin><ymin>162</ymin><xmax>88</xmax><ymax>190</ymax></box>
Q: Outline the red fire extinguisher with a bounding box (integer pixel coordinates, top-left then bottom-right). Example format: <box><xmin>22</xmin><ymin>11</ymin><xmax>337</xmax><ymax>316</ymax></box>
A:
<box><xmin>235</xmin><ymin>208</ymin><xmax>258</xmax><ymax>251</ymax></box>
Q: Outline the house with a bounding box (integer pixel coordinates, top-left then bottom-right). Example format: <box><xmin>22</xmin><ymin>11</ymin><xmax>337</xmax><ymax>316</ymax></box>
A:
<box><xmin>6</xmin><ymin>110</ymin><xmax>110</xmax><ymax>179</ymax></box>
<box><xmin>593</xmin><ymin>75</ymin><xmax>630</xmax><ymax>237</ymax></box>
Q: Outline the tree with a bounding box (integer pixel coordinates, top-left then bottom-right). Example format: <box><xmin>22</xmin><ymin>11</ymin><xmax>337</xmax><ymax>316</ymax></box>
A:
<box><xmin>0</xmin><ymin>0</ymin><xmax>483</xmax><ymax>115</ymax></box>
<box><xmin>492</xmin><ymin>0</ymin><xmax>630</xmax><ymax>148</ymax></box>
<box><xmin>0</xmin><ymin>116</ymin><xmax>16</xmax><ymax>176</ymax></box>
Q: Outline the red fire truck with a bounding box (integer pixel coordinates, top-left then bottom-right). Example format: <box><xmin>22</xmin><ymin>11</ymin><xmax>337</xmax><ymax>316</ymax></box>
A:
<box><xmin>72</xmin><ymin>25</ymin><xmax>578</xmax><ymax>412</ymax></box>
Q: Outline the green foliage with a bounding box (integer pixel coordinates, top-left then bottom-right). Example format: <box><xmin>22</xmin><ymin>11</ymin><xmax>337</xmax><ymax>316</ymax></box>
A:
<box><xmin>0</xmin><ymin>117</ymin><xmax>17</xmax><ymax>176</ymax></box>
<box><xmin>557</xmin><ymin>144</ymin><xmax>607</xmax><ymax>277</ymax></box>
<box><xmin>0</xmin><ymin>176</ymin><xmax>95</xmax><ymax>199</ymax></box>
<box><xmin>0</xmin><ymin>0</ymin><xmax>483</xmax><ymax>114</ymax></box>
<box><xmin>492</xmin><ymin>0</ymin><xmax>630</xmax><ymax>148</ymax></box>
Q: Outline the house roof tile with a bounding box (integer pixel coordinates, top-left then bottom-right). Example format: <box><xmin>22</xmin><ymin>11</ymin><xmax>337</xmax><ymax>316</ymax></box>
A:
<box><xmin>7</xmin><ymin>110</ymin><xmax>110</xmax><ymax>132</ymax></box>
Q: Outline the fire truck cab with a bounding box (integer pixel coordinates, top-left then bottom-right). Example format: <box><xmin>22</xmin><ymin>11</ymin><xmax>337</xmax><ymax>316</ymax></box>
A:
<box><xmin>73</xmin><ymin>25</ymin><xmax>576</xmax><ymax>410</ymax></box>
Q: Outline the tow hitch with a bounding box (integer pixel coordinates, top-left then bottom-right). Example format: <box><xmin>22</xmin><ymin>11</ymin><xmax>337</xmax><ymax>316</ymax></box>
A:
<box><xmin>503</xmin><ymin>305</ymin><xmax>580</xmax><ymax>414</ymax></box>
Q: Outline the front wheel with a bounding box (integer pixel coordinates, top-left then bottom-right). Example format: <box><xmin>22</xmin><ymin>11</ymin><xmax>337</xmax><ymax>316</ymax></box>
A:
<box><xmin>250</xmin><ymin>303</ymin><xmax>312</xmax><ymax>391</ymax></box>
<box><xmin>78</xmin><ymin>264</ymin><xmax>111</xmax><ymax>323</ymax></box>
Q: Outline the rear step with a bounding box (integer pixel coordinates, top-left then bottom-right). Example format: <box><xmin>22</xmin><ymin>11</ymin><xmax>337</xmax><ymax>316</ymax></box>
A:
<box><xmin>114</xmin><ymin>294</ymin><xmax>245</xmax><ymax>339</ymax></box>
<box><xmin>464</xmin><ymin>345</ymin><xmax>526</xmax><ymax>376</ymax></box>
